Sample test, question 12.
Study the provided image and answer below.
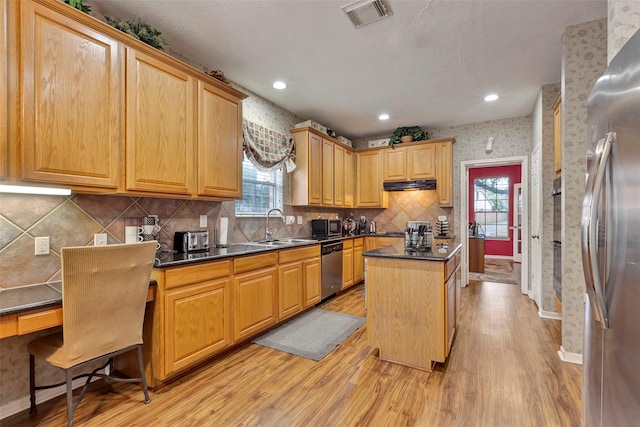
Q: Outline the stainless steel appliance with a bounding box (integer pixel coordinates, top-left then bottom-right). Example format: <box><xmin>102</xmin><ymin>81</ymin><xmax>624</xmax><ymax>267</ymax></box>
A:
<box><xmin>311</xmin><ymin>219</ymin><xmax>342</xmax><ymax>239</ymax></box>
<box><xmin>174</xmin><ymin>231</ymin><xmax>209</xmax><ymax>253</ymax></box>
<box><xmin>320</xmin><ymin>241</ymin><xmax>343</xmax><ymax>299</ymax></box>
<box><xmin>582</xmin><ymin>29</ymin><xmax>640</xmax><ymax>427</ymax></box>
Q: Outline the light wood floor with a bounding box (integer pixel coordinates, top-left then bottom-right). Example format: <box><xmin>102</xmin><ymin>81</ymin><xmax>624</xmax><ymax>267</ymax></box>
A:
<box><xmin>5</xmin><ymin>281</ymin><xmax>582</xmax><ymax>426</ymax></box>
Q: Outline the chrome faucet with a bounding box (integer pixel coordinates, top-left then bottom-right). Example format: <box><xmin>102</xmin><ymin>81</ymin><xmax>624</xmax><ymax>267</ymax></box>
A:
<box><xmin>265</xmin><ymin>208</ymin><xmax>284</xmax><ymax>241</ymax></box>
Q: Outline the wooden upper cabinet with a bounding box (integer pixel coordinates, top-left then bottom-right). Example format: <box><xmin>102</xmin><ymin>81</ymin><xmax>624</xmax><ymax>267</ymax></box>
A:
<box><xmin>344</xmin><ymin>149</ymin><xmax>354</xmax><ymax>208</ymax></box>
<box><xmin>383</xmin><ymin>147</ymin><xmax>407</xmax><ymax>181</ymax></box>
<box><xmin>435</xmin><ymin>140</ymin><xmax>453</xmax><ymax>207</ymax></box>
<box><xmin>333</xmin><ymin>143</ymin><xmax>345</xmax><ymax>207</ymax></box>
<box><xmin>125</xmin><ymin>49</ymin><xmax>194</xmax><ymax>195</ymax></box>
<box><xmin>408</xmin><ymin>144</ymin><xmax>435</xmax><ymax>179</ymax></box>
<box><xmin>383</xmin><ymin>143</ymin><xmax>435</xmax><ymax>182</ymax></box>
<box><xmin>196</xmin><ymin>81</ymin><xmax>243</xmax><ymax>199</ymax></box>
<box><xmin>356</xmin><ymin>150</ymin><xmax>388</xmax><ymax>208</ymax></box>
<box><xmin>20</xmin><ymin>1</ymin><xmax>123</xmax><ymax>189</ymax></box>
<box><xmin>322</xmin><ymin>139</ymin><xmax>334</xmax><ymax>205</ymax></box>
<box><xmin>553</xmin><ymin>95</ymin><xmax>562</xmax><ymax>177</ymax></box>
<box><xmin>1</xmin><ymin>0</ymin><xmax>11</xmax><ymax>181</ymax></box>
<box><xmin>291</xmin><ymin>128</ymin><xmax>323</xmax><ymax>206</ymax></box>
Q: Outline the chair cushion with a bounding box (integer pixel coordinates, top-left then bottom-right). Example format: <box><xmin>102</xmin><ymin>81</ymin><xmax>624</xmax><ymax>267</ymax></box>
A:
<box><xmin>27</xmin><ymin>332</ymin><xmax>69</xmax><ymax>368</ymax></box>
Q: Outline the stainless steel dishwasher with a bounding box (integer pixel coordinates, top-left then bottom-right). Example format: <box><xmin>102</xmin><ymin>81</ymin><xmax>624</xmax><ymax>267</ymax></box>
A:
<box><xmin>320</xmin><ymin>241</ymin><xmax>343</xmax><ymax>300</ymax></box>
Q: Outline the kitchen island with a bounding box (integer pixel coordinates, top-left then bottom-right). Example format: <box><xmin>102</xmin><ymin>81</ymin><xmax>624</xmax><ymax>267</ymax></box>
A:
<box><xmin>364</xmin><ymin>242</ymin><xmax>461</xmax><ymax>371</ymax></box>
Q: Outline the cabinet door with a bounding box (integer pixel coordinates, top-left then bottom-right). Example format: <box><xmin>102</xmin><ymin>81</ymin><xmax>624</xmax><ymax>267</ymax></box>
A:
<box><xmin>21</xmin><ymin>1</ymin><xmax>122</xmax><ymax>188</ymax></box>
<box><xmin>278</xmin><ymin>261</ymin><xmax>303</xmax><ymax>320</ymax></box>
<box><xmin>383</xmin><ymin>147</ymin><xmax>407</xmax><ymax>181</ymax></box>
<box><xmin>445</xmin><ymin>274</ymin><xmax>456</xmax><ymax>356</ymax></box>
<box><xmin>364</xmin><ymin>237</ymin><xmax>378</xmax><ymax>252</ymax></box>
<box><xmin>333</xmin><ymin>144</ymin><xmax>345</xmax><ymax>206</ymax></box>
<box><xmin>435</xmin><ymin>141</ymin><xmax>453</xmax><ymax>206</ymax></box>
<box><xmin>196</xmin><ymin>80</ymin><xmax>242</xmax><ymax>198</ymax></box>
<box><xmin>308</xmin><ymin>133</ymin><xmax>323</xmax><ymax>204</ymax></box>
<box><xmin>344</xmin><ymin>150</ymin><xmax>354</xmax><ymax>207</ymax></box>
<box><xmin>342</xmin><ymin>247</ymin><xmax>354</xmax><ymax>289</ymax></box>
<box><xmin>303</xmin><ymin>257</ymin><xmax>321</xmax><ymax>307</ymax></box>
<box><xmin>353</xmin><ymin>243</ymin><xmax>364</xmax><ymax>283</ymax></box>
<box><xmin>322</xmin><ymin>139</ymin><xmax>334</xmax><ymax>205</ymax></box>
<box><xmin>164</xmin><ymin>278</ymin><xmax>230</xmax><ymax>376</ymax></box>
<box><xmin>126</xmin><ymin>49</ymin><xmax>194</xmax><ymax>195</ymax></box>
<box><xmin>356</xmin><ymin>151</ymin><xmax>387</xmax><ymax>207</ymax></box>
<box><xmin>233</xmin><ymin>266</ymin><xmax>277</xmax><ymax>341</ymax></box>
<box><xmin>408</xmin><ymin>145</ymin><xmax>436</xmax><ymax>179</ymax></box>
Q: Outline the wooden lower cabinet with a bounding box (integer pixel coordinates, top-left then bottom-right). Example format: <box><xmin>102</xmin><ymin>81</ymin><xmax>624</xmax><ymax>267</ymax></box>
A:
<box><xmin>164</xmin><ymin>278</ymin><xmax>230</xmax><ymax>375</ymax></box>
<box><xmin>303</xmin><ymin>257</ymin><xmax>321</xmax><ymax>307</ymax></box>
<box><xmin>353</xmin><ymin>238</ymin><xmax>364</xmax><ymax>283</ymax></box>
<box><xmin>233</xmin><ymin>265</ymin><xmax>278</xmax><ymax>342</ymax></box>
<box><xmin>279</xmin><ymin>245</ymin><xmax>322</xmax><ymax>314</ymax></box>
<box><xmin>151</xmin><ymin>259</ymin><xmax>231</xmax><ymax>382</ymax></box>
<box><xmin>279</xmin><ymin>262</ymin><xmax>304</xmax><ymax>319</ymax></box>
<box><xmin>342</xmin><ymin>238</ymin><xmax>354</xmax><ymax>289</ymax></box>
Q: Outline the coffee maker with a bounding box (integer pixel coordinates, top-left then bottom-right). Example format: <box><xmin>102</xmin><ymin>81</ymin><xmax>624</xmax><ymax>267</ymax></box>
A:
<box><xmin>358</xmin><ymin>216</ymin><xmax>367</xmax><ymax>235</ymax></box>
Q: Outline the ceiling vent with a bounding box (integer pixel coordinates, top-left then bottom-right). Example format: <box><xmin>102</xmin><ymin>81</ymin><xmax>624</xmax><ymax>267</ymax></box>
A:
<box><xmin>342</xmin><ymin>0</ymin><xmax>390</xmax><ymax>28</ymax></box>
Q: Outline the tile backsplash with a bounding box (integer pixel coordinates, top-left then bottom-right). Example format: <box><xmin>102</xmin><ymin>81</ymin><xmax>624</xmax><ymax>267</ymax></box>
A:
<box><xmin>0</xmin><ymin>189</ymin><xmax>449</xmax><ymax>289</ymax></box>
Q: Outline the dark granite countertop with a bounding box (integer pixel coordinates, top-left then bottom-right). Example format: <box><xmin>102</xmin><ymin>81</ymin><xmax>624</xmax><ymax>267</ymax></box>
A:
<box><xmin>0</xmin><ymin>280</ymin><xmax>157</xmax><ymax>317</ymax></box>
<box><xmin>0</xmin><ymin>282</ymin><xmax>62</xmax><ymax>316</ymax></box>
<box><xmin>363</xmin><ymin>242</ymin><xmax>462</xmax><ymax>262</ymax></box>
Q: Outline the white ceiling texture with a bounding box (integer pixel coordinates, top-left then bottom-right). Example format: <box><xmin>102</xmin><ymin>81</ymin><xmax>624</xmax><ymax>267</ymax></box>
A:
<box><xmin>90</xmin><ymin>0</ymin><xmax>607</xmax><ymax>139</ymax></box>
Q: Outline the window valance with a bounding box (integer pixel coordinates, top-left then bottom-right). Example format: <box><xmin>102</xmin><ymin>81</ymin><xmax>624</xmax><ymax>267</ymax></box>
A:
<box><xmin>242</xmin><ymin>120</ymin><xmax>296</xmax><ymax>173</ymax></box>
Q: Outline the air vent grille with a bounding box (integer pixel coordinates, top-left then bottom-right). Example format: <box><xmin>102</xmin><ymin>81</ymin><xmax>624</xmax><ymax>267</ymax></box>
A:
<box><xmin>342</xmin><ymin>0</ymin><xmax>390</xmax><ymax>28</ymax></box>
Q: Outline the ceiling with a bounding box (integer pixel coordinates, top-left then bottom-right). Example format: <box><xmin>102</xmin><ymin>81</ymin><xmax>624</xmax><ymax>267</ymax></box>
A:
<box><xmin>90</xmin><ymin>0</ymin><xmax>607</xmax><ymax>139</ymax></box>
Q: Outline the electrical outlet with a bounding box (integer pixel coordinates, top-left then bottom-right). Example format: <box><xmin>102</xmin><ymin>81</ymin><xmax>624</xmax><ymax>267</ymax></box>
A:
<box><xmin>35</xmin><ymin>236</ymin><xmax>50</xmax><ymax>255</ymax></box>
<box><xmin>297</xmin><ymin>216</ymin><xmax>303</xmax><ymax>225</ymax></box>
<box><xmin>200</xmin><ymin>215</ymin><xmax>207</xmax><ymax>228</ymax></box>
<box><xmin>94</xmin><ymin>233</ymin><xmax>108</xmax><ymax>246</ymax></box>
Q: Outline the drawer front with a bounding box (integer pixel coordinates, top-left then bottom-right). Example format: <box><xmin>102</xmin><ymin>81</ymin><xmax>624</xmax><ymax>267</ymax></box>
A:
<box><xmin>165</xmin><ymin>260</ymin><xmax>230</xmax><ymax>289</ymax></box>
<box><xmin>234</xmin><ymin>252</ymin><xmax>278</xmax><ymax>274</ymax></box>
<box><xmin>444</xmin><ymin>255</ymin><xmax>459</xmax><ymax>282</ymax></box>
<box><xmin>278</xmin><ymin>245</ymin><xmax>320</xmax><ymax>264</ymax></box>
<box><xmin>342</xmin><ymin>238</ymin><xmax>353</xmax><ymax>249</ymax></box>
<box><xmin>18</xmin><ymin>308</ymin><xmax>63</xmax><ymax>335</ymax></box>
<box><xmin>353</xmin><ymin>237</ymin><xmax>364</xmax><ymax>247</ymax></box>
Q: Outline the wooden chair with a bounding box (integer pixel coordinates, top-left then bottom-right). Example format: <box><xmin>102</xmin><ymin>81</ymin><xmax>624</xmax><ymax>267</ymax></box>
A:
<box><xmin>28</xmin><ymin>242</ymin><xmax>157</xmax><ymax>426</ymax></box>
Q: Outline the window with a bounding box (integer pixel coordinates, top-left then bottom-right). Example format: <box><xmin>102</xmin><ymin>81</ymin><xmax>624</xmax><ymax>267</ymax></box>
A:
<box><xmin>474</xmin><ymin>177</ymin><xmax>509</xmax><ymax>238</ymax></box>
<box><xmin>235</xmin><ymin>154</ymin><xmax>283</xmax><ymax>216</ymax></box>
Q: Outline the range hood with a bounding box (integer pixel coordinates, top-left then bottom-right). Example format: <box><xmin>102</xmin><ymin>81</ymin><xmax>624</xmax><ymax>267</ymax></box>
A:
<box><xmin>383</xmin><ymin>179</ymin><xmax>437</xmax><ymax>192</ymax></box>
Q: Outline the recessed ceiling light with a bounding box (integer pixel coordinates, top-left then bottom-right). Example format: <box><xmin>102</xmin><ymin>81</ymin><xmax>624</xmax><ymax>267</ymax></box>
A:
<box><xmin>484</xmin><ymin>94</ymin><xmax>499</xmax><ymax>102</ymax></box>
<box><xmin>378</xmin><ymin>114</ymin><xmax>389</xmax><ymax>120</ymax></box>
<box><xmin>273</xmin><ymin>81</ymin><xmax>287</xmax><ymax>90</ymax></box>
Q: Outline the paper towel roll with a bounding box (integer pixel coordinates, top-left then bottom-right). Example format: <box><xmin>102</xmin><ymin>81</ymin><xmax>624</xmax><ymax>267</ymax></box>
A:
<box><xmin>217</xmin><ymin>217</ymin><xmax>228</xmax><ymax>246</ymax></box>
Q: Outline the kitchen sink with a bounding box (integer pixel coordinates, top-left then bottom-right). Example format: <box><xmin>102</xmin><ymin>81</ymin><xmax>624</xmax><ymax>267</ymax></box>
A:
<box><xmin>246</xmin><ymin>238</ymin><xmax>317</xmax><ymax>247</ymax></box>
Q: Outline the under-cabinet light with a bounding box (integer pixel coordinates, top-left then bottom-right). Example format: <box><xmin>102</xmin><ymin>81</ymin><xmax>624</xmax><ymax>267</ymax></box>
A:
<box><xmin>0</xmin><ymin>184</ymin><xmax>71</xmax><ymax>196</ymax></box>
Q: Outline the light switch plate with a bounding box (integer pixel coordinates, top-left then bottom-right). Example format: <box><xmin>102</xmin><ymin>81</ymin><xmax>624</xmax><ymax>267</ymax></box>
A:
<box><xmin>297</xmin><ymin>216</ymin><xmax>303</xmax><ymax>225</ymax></box>
<box><xmin>285</xmin><ymin>215</ymin><xmax>295</xmax><ymax>225</ymax></box>
<box><xmin>200</xmin><ymin>215</ymin><xmax>207</xmax><ymax>228</ymax></box>
<box><xmin>94</xmin><ymin>233</ymin><xmax>108</xmax><ymax>246</ymax></box>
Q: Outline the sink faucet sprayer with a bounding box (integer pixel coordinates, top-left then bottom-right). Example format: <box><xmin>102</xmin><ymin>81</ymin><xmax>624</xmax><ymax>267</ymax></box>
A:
<box><xmin>265</xmin><ymin>208</ymin><xmax>284</xmax><ymax>241</ymax></box>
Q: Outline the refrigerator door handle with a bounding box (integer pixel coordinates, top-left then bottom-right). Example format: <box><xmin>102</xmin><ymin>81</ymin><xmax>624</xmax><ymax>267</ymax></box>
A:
<box><xmin>581</xmin><ymin>132</ymin><xmax>615</xmax><ymax>329</ymax></box>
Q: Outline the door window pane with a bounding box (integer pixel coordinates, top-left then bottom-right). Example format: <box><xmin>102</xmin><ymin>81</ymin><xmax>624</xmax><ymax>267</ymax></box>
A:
<box><xmin>474</xmin><ymin>177</ymin><xmax>510</xmax><ymax>238</ymax></box>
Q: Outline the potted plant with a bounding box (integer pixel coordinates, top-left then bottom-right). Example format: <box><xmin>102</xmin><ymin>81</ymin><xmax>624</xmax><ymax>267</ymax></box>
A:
<box><xmin>105</xmin><ymin>16</ymin><xmax>169</xmax><ymax>50</ymax></box>
<box><xmin>63</xmin><ymin>0</ymin><xmax>91</xmax><ymax>13</ymax></box>
<box><xmin>388</xmin><ymin>126</ymin><xmax>429</xmax><ymax>147</ymax></box>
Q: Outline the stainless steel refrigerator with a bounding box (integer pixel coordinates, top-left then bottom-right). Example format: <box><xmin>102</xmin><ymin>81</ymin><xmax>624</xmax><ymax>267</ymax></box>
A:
<box><xmin>582</xmin><ymin>29</ymin><xmax>640</xmax><ymax>426</ymax></box>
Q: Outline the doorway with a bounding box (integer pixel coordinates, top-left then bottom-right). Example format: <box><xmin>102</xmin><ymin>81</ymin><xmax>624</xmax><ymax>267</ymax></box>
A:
<box><xmin>460</xmin><ymin>156</ymin><xmax>529</xmax><ymax>295</ymax></box>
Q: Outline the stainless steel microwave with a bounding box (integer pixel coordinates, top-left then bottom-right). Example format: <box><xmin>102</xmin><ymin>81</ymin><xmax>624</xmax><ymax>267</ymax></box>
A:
<box><xmin>311</xmin><ymin>219</ymin><xmax>342</xmax><ymax>239</ymax></box>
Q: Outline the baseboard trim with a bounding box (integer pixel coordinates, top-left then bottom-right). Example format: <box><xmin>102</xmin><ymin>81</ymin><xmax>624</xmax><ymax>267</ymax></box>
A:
<box><xmin>539</xmin><ymin>310</ymin><xmax>561</xmax><ymax>320</ymax></box>
<box><xmin>558</xmin><ymin>346</ymin><xmax>583</xmax><ymax>365</ymax></box>
<box><xmin>0</xmin><ymin>376</ymin><xmax>100</xmax><ymax>420</ymax></box>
